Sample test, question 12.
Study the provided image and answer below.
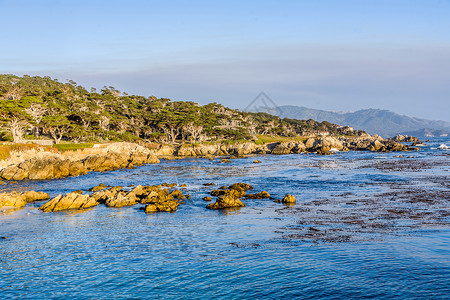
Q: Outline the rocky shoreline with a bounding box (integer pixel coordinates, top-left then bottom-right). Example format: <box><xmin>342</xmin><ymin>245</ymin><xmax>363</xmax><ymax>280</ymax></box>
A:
<box><xmin>0</xmin><ymin>143</ymin><xmax>159</xmax><ymax>181</ymax></box>
<box><xmin>0</xmin><ymin>135</ymin><xmax>419</xmax><ymax>181</ymax></box>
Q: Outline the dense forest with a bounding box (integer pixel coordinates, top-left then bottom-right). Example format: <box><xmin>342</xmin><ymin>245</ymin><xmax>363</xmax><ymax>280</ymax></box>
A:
<box><xmin>0</xmin><ymin>74</ymin><xmax>362</xmax><ymax>144</ymax></box>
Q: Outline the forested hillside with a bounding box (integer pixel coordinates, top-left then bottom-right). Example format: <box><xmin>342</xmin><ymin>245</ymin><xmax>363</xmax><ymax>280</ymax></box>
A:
<box><xmin>0</xmin><ymin>75</ymin><xmax>362</xmax><ymax>144</ymax></box>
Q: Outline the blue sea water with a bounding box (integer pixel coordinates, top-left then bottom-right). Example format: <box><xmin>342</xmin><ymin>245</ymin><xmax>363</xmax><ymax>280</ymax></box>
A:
<box><xmin>1</xmin><ymin>138</ymin><xmax>449</xmax><ymax>299</ymax></box>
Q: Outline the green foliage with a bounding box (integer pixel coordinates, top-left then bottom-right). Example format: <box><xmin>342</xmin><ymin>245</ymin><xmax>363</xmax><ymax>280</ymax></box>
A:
<box><xmin>0</xmin><ymin>74</ymin><xmax>349</xmax><ymax>144</ymax></box>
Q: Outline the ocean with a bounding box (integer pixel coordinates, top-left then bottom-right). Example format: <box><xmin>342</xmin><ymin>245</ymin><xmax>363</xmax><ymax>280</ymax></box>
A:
<box><xmin>1</xmin><ymin>137</ymin><xmax>449</xmax><ymax>299</ymax></box>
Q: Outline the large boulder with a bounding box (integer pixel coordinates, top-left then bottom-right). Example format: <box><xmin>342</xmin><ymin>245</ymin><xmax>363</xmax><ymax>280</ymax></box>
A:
<box><xmin>281</xmin><ymin>194</ymin><xmax>296</xmax><ymax>203</ymax></box>
<box><xmin>142</xmin><ymin>188</ymin><xmax>182</xmax><ymax>213</ymax></box>
<box><xmin>39</xmin><ymin>192</ymin><xmax>98</xmax><ymax>212</ymax></box>
<box><xmin>271</xmin><ymin>142</ymin><xmax>295</xmax><ymax>155</ymax></box>
<box><xmin>228</xmin><ymin>182</ymin><xmax>253</xmax><ymax>191</ymax></box>
<box><xmin>291</xmin><ymin>141</ymin><xmax>306</xmax><ymax>154</ymax></box>
<box><xmin>104</xmin><ymin>192</ymin><xmax>138</xmax><ymax>208</ymax></box>
<box><xmin>144</xmin><ymin>199</ymin><xmax>180</xmax><ymax>213</ymax></box>
<box><xmin>90</xmin><ymin>186</ymin><xmax>140</xmax><ymax>208</ymax></box>
<box><xmin>313</xmin><ymin>137</ymin><xmax>344</xmax><ymax>152</ymax></box>
<box><xmin>206</xmin><ymin>195</ymin><xmax>245</xmax><ymax>210</ymax></box>
<box><xmin>228</xmin><ymin>182</ymin><xmax>253</xmax><ymax>197</ymax></box>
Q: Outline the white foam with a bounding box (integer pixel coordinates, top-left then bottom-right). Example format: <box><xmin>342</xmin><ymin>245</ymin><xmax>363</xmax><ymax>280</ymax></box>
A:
<box><xmin>438</xmin><ymin>144</ymin><xmax>449</xmax><ymax>149</ymax></box>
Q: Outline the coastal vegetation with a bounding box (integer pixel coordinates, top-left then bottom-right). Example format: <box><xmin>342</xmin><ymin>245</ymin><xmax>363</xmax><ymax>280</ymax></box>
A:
<box><xmin>0</xmin><ymin>74</ymin><xmax>363</xmax><ymax>145</ymax></box>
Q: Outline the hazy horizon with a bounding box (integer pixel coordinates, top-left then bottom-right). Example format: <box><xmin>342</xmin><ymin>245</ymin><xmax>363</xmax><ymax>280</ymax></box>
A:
<box><xmin>2</xmin><ymin>0</ymin><xmax>449</xmax><ymax>122</ymax></box>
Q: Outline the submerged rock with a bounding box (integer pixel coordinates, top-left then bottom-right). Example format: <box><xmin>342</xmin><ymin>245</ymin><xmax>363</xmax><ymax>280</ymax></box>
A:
<box><xmin>206</xmin><ymin>195</ymin><xmax>245</xmax><ymax>210</ymax></box>
<box><xmin>39</xmin><ymin>192</ymin><xmax>98</xmax><ymax>212</ymax></box>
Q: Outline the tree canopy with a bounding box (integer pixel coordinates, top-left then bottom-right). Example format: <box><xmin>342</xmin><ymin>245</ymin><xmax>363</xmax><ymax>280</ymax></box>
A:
<box><xmin>0</xmin><ymin>74</ymin><xmax>360</xmax><ymax>143</ymax></box>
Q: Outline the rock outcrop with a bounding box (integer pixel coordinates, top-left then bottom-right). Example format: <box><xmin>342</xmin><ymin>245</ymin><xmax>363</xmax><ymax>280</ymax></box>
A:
<box><xmin>389</xmin><ymin>135</ymin><xmax>420</xmax><ymax>143</ymax></box>
<box><xmin>0</xmin><ymin>142</ymin><xmax>159</xmax><ymax>181</ymax></box>
<box><xmin>206</xmin><ymin>195</ymin><xmax>245</xmax><ymax>210</ymax></box>
<box><xmin>281</xmin><ymin>194</ymin><xmax>296</xmax><ymax>203</ymax></box>
<box><xmin>0</xmin><ymin>154</ymin><xmax>87</xmax><ymax>181</ymax></box>
<box><xmin>144</xmin><ymin>199</ymin><xmax>180</xmax><ymax>213</ymax></box>
<box><xmin>0</xmin><ymin>191</ymin><xmax>49</xmax><ymax>208</ymax></box>
<box><xmin>39</xmin><ymin>192</ymin><xmax>98</xmax><ymax>212</ymax></box>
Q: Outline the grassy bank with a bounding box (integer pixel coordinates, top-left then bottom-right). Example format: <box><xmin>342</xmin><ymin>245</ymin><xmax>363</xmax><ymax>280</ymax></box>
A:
<box><xmin>53</xmin><ymin>143</ymin><xmax>95</xmax><ymax>152</ymax></box>
<box><xmin>0</xmin><ymin>143</ymin><xmax>55</xmax><ymax>160</ymax></box>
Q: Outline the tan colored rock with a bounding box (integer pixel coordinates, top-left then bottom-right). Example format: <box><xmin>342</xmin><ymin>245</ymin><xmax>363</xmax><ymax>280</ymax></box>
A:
<box><xmin>0</xmin><ymin>192</ymin><xmax>27</xmax><ymax>208</ymax></box>
<box><xmin>211</xmin><ymin>189</ymin><xmax>245</xmax><ymax>198</ymax></box>
<box><xmin>127</xmin><ymin>185</ymin><xmax>150</xmax><ymax>199</ymax></box>
<box><xmin>202</xmin><ymin>196</ymin><xmax>212</xmax><ymax>201</ymax></box>
<box><xmin>281</xmin><ymin>194</ymin><xmax>296</xmax><ymax>203</ymax></box>
<box><xmin>229</xmin><ymin>182</ymin><xmax>253</xmax><ymax>191</ymax></box>
<box><xmin>22</xmin><ymin>191</ymin><xmax>50</xmax><ymax>202</ymax></box>
<box><xmin>141</xmin><ymin>188</ymin><xmax>174</xmax><ymax>204</ymax></box>
<box><xmin>40</xmin><ymin>192</ymin><xmax>98</xmax><ymax>212</ymax></box>
<box><xmin>304</xmin><ymin>138</ymin><xmax>315</xmax><ymax>149</ymax></box>
<box><xmin>0</xmin><ymin>191</ymin><xmax>49</xmax><ymax>208</ymax></box>
<box><xmin>170</xmin><ymin>190</ymin><xmax>185</xmax><ymax>199</ymax></box>
<box><xmin>105</xmin><ymin>192</ymin><xmax>138</xmax><ymax>208</ymax></box>
<box><xmin>247</xmin><ymin>191</ymin><xmax>270</xmax><ymax>199</ymax></box>
<box><xmin>292</xmin><ymin>141</ymin><xmax>306</xmax><ymax>153</ymax></box>
<box><xmin>271</xmin><ymin>142</ymin><xmax>294</xmax><ymax>155</ymax></box>
<box><xmin>253</xmin><ymin>160</ymin><xmax>261</xmax><ymax>163</ymax></box>
<box><xmin>89</xmin><ymin>183</ymin><xmax>108</xmax><ymax>192</ymax></box>
<box><xmin>206</xmin><ymin>195</ymin><xmax>245</xmax><ymax>210</ymax></box>
<box><xmin>144</xmin><ymin>204</ymin><xmax>158</xmax><ymax>213</ymax></box>
<box><xmin>144</xmin><ymin>199</ymin><xmax>180</xmax><ymax>213</ymax></box>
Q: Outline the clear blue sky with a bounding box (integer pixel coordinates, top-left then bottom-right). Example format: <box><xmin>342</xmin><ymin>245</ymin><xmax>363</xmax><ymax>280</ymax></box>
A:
<box><xmin>1</xmin><ymin>0</ymin><xmax>449</xmax><ymax>121</ymax></box>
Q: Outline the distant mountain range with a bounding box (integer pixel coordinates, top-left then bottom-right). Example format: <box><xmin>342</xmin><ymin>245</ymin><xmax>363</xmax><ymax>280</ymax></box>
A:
<box><xmin>273</xmin><ymin>106</ymin><xmax>450</xmax><ymax>138</ymax></box>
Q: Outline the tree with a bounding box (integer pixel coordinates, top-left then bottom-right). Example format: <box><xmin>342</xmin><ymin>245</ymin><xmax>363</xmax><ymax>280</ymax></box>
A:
<box><xmin>47</xmin><ymin>125</ymin><xmax>71</xmax><ymax>144</ymax></box>
<box><xmin>116</xmin><ymin>119</ymin><xmax>129</xmax><ymax>134</ymax></box>
<box><xmin>1</xmin><ymin>116</ymin><xmax>29</xmax><ymax>142</ymax></box>
<box><xmin>98</xmin><ymin>115</ymin><xmax>110</xmax><ymax>131</ymax></box>
<box><xmin>25</xmin><ymin>103</ymin><xmax>47</xmax><ymax>137</ymax></box>
<box><xmin>42</xmin><ymin>115</ymin><xmax>71</xmax><ymax>144</ymax></box>
<box><xmin>183</xmin><ymin>123</ymin><xmax>203</xmax><ymax>142</ymax></box>
<box><xmin>161</xmin><ymin>125</ymin><xmax>180</xmax><ymax>143</ymax></box>
<box><xmin>2</xmin><ymin>84</ymin><xmax>23</xmax><ymax>100</ymax></box>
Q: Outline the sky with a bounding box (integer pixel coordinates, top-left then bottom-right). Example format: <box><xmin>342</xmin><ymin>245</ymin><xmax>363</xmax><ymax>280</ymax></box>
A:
<box><xmin>1</xmin><ymin>0</ymin><xmax>449</xmax><ymax>121</ymax></box>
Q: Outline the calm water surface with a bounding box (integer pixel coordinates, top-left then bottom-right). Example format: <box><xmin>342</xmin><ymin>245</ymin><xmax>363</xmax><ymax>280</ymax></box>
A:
<box><xmin>1</xmin><ymin>138</ymin><xmax>449</xmax><ymax>299</ymax></box>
